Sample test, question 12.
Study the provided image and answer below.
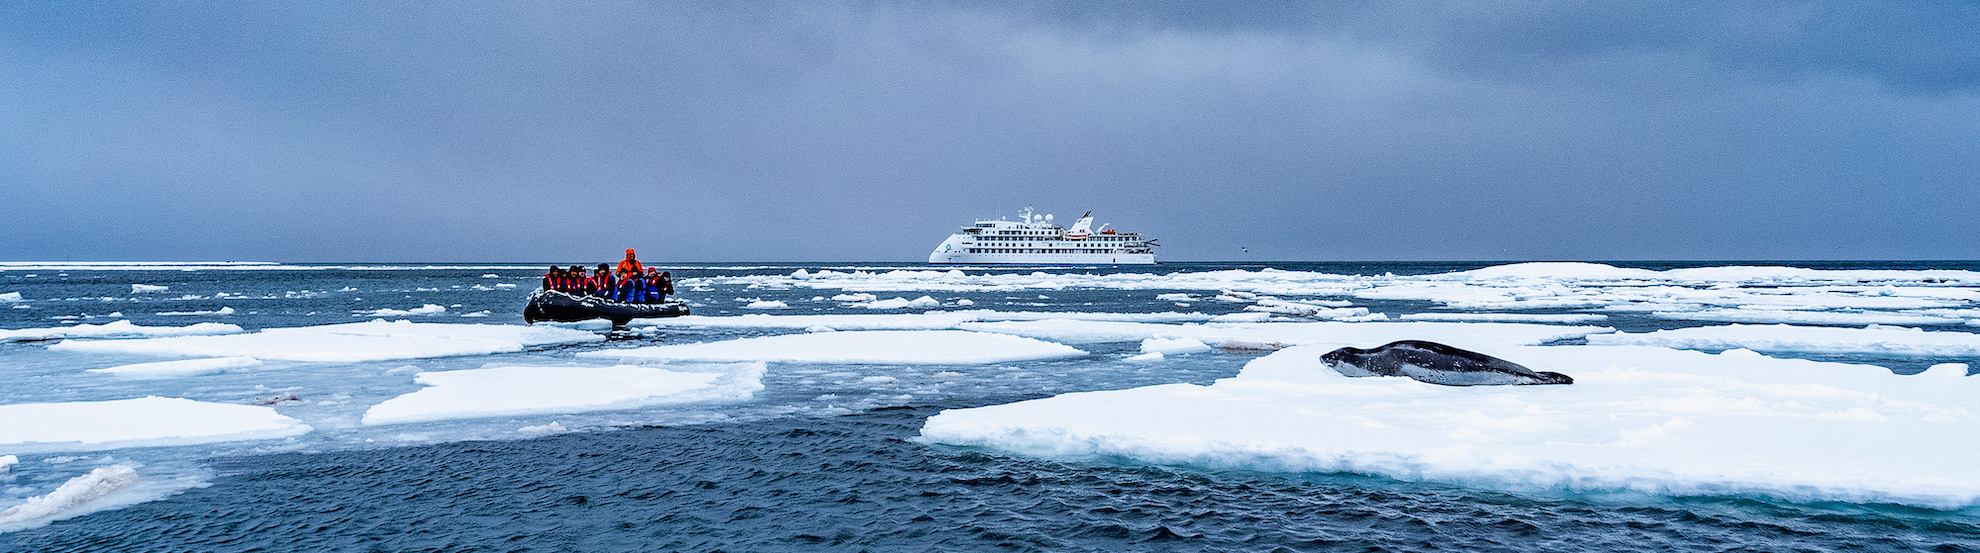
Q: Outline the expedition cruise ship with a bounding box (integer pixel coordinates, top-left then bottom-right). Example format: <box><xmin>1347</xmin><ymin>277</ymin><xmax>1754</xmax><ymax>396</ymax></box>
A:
<box><xmin>929</xmin><ymin>207</ymin><xmax>1157</xmax><ymax>265</ymax></box>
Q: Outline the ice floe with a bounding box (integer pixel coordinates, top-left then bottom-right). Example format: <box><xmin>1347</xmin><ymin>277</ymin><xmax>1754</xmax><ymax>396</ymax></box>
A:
<box><xmin>1398</xmin><ymin>313</ymin><xmax>1609</xmax><ymax>324</ymax></box>
<box><xmin>1590</xmin><ymin>324</ymin><xmax>1980</xmax><ymax>357</ymax></box>
<box><xmin>0</xmin><ymin>321</ymin><xmax>244</xmax><ymax>343</ymax></box>
<box><xmin>630</xmin><ymin>310</ymin><xmax>1216</xmax><ymax>331</ymax></box>
<box><xmin>1647</xmin><ymin>308</ymin><xmax>1961</xmax><ymax>326</ymax></box>
<box><xmin>358</xmin><ymin>304</ymin><xmax>447</xmax><ymax>317</ymax></box>
<box><xmin>0</xmin><ymin>397</ymin><xmax>310</xmax><ymax>453</ymax></box>
<box><xmin>86</xmin><ymin>357</ymin><xmax>264</xmax><ymax>378</ymax></box>
<box><xmin>128</xmin><ymin>284</ymin><xmax>168</xmax><ymax>293</ymax></box>
<box><xmin>1139</xmin><ymin>337</ymin><xmax>1212</xmax><ymax>355</ymax></box>
<box><xmin>698</xmin><ymin>263</ymin><xmax>1980</xmax><ymax>326</ymax></box>
<box><xmin>156</xmin><ymin>306</ymin><xmax>235</xmax><ymax>316</ymax></box>
<box><xmin>0</xmin><ymin>465</ymin><xmax>141</xmax><ymax>528</ymax></box>
<box><xmin>361</xmin><ymin>363</ymin><xmax>766</xmax><ymax>425</ymax></box>
<box><xmin>47</xmin><ymin>321</ymin><xmax>602</xmax><ymax>362</ymax></box>
<box><xmin>579</xmin><ymin>330</ymin><xmax>1087</xmax><ymax>365</ymax></box>
<box><xmin>956</xmin><ymin>320</ymin><xmax>1611</xmax><ymax>349</ymax></box>
<box><xmin>922</xmin><ymin>344</ymin><xmax>1980</xmax><ymax>509</ymax></box>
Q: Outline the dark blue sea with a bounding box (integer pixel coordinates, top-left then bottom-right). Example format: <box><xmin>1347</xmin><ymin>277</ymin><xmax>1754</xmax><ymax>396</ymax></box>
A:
<box><xmin>3</xmin><ymin>261</ymin><xmax>1978</xmax><ymax>552</ymax></box>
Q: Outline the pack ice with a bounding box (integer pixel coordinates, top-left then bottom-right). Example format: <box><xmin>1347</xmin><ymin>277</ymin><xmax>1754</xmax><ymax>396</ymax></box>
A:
<box><xmin>362</xmin><ymin>363</ymin><xmax>766</xmax><ymax>426</ymax></box>
<box><xmin>0</xmin><ymin>397</ymin><xmax>310</xmax><ymax>453</ymax></box>
<box><xmin>580</xmin><ymin>330</ymin><xmax>1087</xmax><ymax>364</ymax></box>
<box><xmin>46</xmin><ymin>320</ymin><xmax>602</xmax><ymax>362</ymax></box>
<box><xmin>921</xmin><ymin>345</ymin><xmax>1980</xmax><ymax>509</ymax></box>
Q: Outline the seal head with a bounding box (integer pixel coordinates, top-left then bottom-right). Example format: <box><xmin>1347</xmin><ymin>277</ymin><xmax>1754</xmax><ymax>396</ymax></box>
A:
<box><xmin>1320</xmin><ymin>340</ymin><xmax>1571</xmax><ymax>386</ymax></box>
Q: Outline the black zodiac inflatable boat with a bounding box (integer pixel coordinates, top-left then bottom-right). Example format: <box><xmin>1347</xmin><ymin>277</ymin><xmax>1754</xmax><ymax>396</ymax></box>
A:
<box><xmin>522</xmin><ymin>289</ymin><xmax>688</xmax><ymax>326</ymax></box>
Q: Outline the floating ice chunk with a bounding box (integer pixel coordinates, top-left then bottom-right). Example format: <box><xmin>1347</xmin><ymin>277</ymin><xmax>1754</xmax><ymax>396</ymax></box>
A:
<box><xmin>1125</xmin><ymin>352</ymin><xmax>1164</xmax><ymax>362</ymax></box>
<box><xmin>156</xmin><ymin>306</ymin><xmax>235</xmax><ymax>316</ymax></box>
<box><xmin>49</xmin><ymin>321</ymin><xmax>602</xmax><ymax>362</ymax></box>
<box><xmin>494</xmin><ymin>283</ymin><xmax>518</xmax><ymax>289</ymax></box>
<box><xmin>481</xmin><ymin>274</ymin><xmax>500</xmax><ymax>278</ymax></box>
<box><xmin>1922</xmin><ymin>363</ymin><xmax>1971</xmax><ymax>378</ymax></box>
<box><xmin>87</xmin><ymin>356</ymin><xmax>263</xmax><ymax>378</ymax></box>
<box><xmin>0</xmin><ymin>455</ymin><xmax>15</xmax><ymax>472</ymax></box>
<box><xmin>0</xmin><ymin>465</ymin><xmax>141</xmax><ymax>527</ymax></box>
<box><xmin>960</xmin><ymin>320</ymin><xmax>1611</xmax><ymax>349</ymax></box>
<box><xmin>742</xmin><ymin>300</ymin><xmax>789</xmax><ymax>309</ymax></box>
<box><xmin>0</xmin><ymin>397</ymin><xmax>310</xmax><ymax>453</ymax></box>
<box><xmin>1649</xmin><ymin>309</ymin><xmax>1961</xmax><ymax>326</ymax></box>
<box><xmin>1399</xmin><ymin>313</ymin><xmax>1610</xmax><ymax>324</ymax></box>
<box><xmin>358</xmin><ymin>304</ymin><xmax>446</xmax><ymax>317</ymax></box>
<box><xmin>922</xmin><ymin>344</ymin><xmax>1980</xmax><ymax>509</ymax></box>
<box><xmin>0</xmin><ymin>321</ymin><xmax>243</xmax><ymax>343</ymax></box>
<box><xmin>860</xmin><ymin>296</ymin><xmax>942</xmax><ymax>310</ymax></box>
<box><xmin>955</xmin><ymin>299</ymin><xmax>974</xmax><ymax>307</ymax></box>
<box><xmin>580</xmin><ymin>330</ymin><xmax>1087</xmax><ymax>365</ymax></box>
<box><xmin>1209</xmin><ymin>312</ymin><xmax>1280</xmax><ymax>323</ymax></box>
<box><xmin>1590</xmin><ymin>324</ymin><xmax>1980</xmax><ymax>357</ymax></box>
<box><xmin>1155</xmin><ymin>293</ymin><xmax>1195</xmax><ymax>301</ymax></box>
<box><xmin>1140</xmin><ymin>337</ymin><xmax>1212</xmax><ymax>355</ymax></box>
<box><xmin>831</xmin><ymin>293</ymin><xmax>878</xmax><ymax>302</ymax></box>
<box><xmin>129</xmin><ymin>284</ymin><xmax>168</xmax><ymax>293</ymax></box>
<box><xmin>361</xmin><ymin>363</ymin><xmax>764</xmax><ymax>425</ymax></box>
<box><xmin>0</xmin><ymin>292</ymin><xmax>22</xmax><ymax>302</ymax></box>
<box><xmin>518</xmin><ymin>421</ymin><xmax>567</xmax><ymax>434</ymax></box>
<box><xmin>461</xmin><ymin>310</ymin><xmax>491</xmax><ymax>318</ymax></box>
<box><xmin>862</xmin><ymin>376</ymin><xmax>899</xmax><ymax>384</ymax></box>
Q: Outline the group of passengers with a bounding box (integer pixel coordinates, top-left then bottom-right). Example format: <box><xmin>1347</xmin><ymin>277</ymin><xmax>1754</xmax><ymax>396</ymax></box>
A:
<box><xmin>542</xmin><ymin>249</ymin><xmax>675</xmax><ymax>303</ymax></box>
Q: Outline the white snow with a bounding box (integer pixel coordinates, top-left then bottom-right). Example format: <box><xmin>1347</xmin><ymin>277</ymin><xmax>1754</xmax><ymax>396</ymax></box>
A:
<box><xmin>742</xmin><ymin>300</ymin><xmax>789</xmax><ymax>309</ymax></box>
<box><xmin>1139</xmin><ymin>337</ymin><xmax>1212</xmax><ymax>355</ymax></box>
<box><xmin>1648</xmin><ymin>309</ymin><xmax>1961</xmax><ymax>326</ymax></box>
<box><xmin>579</xmin><ymin>330</ymin><xmax>1088</xmax><ymax>365</ymax></box>
<box><xmin>1398</xmin><ymin>313</ymin><xmax>1610</xmax><ymax>324</ymax></box>
<box><xmin>858</xmin><ymin>296</ymin><xmax>942</xmax><ymax>310</ymax></box>
<box><xmin>0</xmin><ymin>321</ymin><xmax>244</xmax><ymax>343</ymax></box>
<box><xmin>358</xmin><ymin>304</ymin><xmax>446</xmax><ymax>317</ymax></box>
<box><xmin>957</xmin><ymin>320</ymin><xmax>1612</xmax><ymax>349</ymax></box>
<box><xmin>0</xmin><ymin>465</ymin><xmax>141</xmax><ymax>527</ymax></box>
<box><xmin>0</xmin><ymin>397</ymin><xmax>311</xmax><ymax>453</ymax></box>
<box><xmin>48</xmin><ymin>321</ymin><xmax>603</xmax><ymax>362</ymax></box>
<box><xmin>630</xmin><ymin>310</ymin><xmax>1215</xmax><ymax>331</ymax></box>
<box><xmin>831</xmin><ymin>293</ymin><xmax>878</xmax><ymax>302</ymax></box>
<box><xmin>0</xmin><ymin>292</ymin><xmax>21</xmax><ymax>302</ymax></box>
<box><xmin>1589</xmin><ymin>324</ymin><xmax>1980</xmax><ymax>357</ymax></box>
<box><xmin>361</xmin><ymin>363</ymin><xmax>765</xmax><ymax>425</ymax></box>
<box><xmin>922</xmin><ymin>344</ymin><xmax>1980</xmax><ymax>509</ymax></box>
<box><xmin>156</xmin><ymin>306</ymin><xmax>235</xmax><ymax>316</ymax></box>
<box><xmin>86</xmin><ymin>357</ymin><xmax>264</xmax><ymax>378</ymax></box>
<box><xmin>129</xmin><ymin>284</ymin><xmax>168</xmax><ymax>293</ymax></box>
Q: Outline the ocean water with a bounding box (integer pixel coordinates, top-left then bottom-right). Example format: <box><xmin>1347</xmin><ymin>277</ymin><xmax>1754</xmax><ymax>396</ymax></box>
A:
<box><xmin>3</xmin><ymin>261</ymin><xmax>1979</xmax><ymax>551</ymax></box>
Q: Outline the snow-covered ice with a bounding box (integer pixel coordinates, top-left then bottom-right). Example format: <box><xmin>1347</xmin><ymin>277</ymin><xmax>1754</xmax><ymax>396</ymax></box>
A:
<box><xmin>48</xmin><ymin>321</ymin><xmax>602</xmax><ymax>362</ymax></box>
<box><xmin>1589</xmin><ymin>324</ymin><xmax>1980</xmax><ymax>357</ymax></box>
<box><xmin>922</xmin><ymin>344</ymin><xmax>1980</xmax><ymax>508</ymax></box>
<box><xmin>579</xmin><ymin>330</ymin><xmax>1088</xmax><ymax>365</ymax></box>
<box><xmin>630</xmin><ymin>310</ymin><xmax>1214</xmax><ymax>331</ymax></box>
<box><xmin>358</xmin><ymin>304</ymin><xmax>447</xmax><ymax>317</ymax></box>
<box><xmin>361</xmin><ymin>363</ymin><xmax>766</xmax><ymax>425</ymax></box>
<box><xmin>0</xmin><ymin>292</ymin><xmax>22</xmax><ymax>302</ymax></box>
<box><xmin>741</xmin><ymin>299</ymin><xmax>789</xmax><ymax>309</ymax></box>
<box><xmin>1</xmin><ymin>321</ymin><xmax>243</xmax><ymax>343</ymax></box>
<box><xmin>1398</xmin><ymin>313</ymin><xmax>1609</xmax><ymax>324</ymax></box>
<box><xmin>0</xmin><ymin>465</ymin><xmax>141</xmax><ymax>528</ymax></box>
<box><xmin>0</xmin><ymin>397</ymin><xmax>311</xmax><ymax>453</ymax></box>
<box><xmin>156</xmin><ymin>306</ymin><xmax>235</xmax><ymax>316</ymax></box>
<box><xmin>86</xmin><ymin>357</ymin><xmax>265</xmax><ymax>378</ymax></box>
<box><xmin>957</xmin><ymin>320</ymin><xmax>1611</xmax><ymax>349</ymax></box>
<box><xmin>1139</xmin><ymin>337</ymin><xmax>1212</xmax><ymax>355</ymax></box>
<box><xmin>129</xmin><ymin>284</ymin><xmax>168</xmax><ymax>293</ymax></box>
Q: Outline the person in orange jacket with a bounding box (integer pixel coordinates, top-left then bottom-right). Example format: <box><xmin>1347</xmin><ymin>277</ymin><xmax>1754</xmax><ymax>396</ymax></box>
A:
<box><xmin>617</xmin><ymin>249</ymin><xmax>644</xmax><ymax>278</ymax></box>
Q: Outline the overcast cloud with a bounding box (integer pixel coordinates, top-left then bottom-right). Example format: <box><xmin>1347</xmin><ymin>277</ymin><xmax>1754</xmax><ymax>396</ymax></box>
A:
<box><xmin>2</xmin><ymin>1</ymin><xmax>1975</xmax><ymax>262</ymax></box>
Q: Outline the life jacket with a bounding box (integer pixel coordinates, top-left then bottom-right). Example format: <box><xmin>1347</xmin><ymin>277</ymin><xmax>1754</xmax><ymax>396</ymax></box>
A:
<box><xmin>618</xmin><ymin>259</ymin><xmax>643</xmax><ymax>277</ymax></box>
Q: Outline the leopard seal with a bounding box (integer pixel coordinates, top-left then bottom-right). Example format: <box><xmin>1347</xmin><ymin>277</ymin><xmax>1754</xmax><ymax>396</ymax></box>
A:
<box><xmin>1319</xmin><ymin>340</ymin><xmax>1572</xmax><ymax>386</ymax></box>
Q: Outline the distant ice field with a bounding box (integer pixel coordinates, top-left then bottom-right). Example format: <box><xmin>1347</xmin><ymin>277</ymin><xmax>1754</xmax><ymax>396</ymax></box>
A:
<box><xmin>2</xmin><ymin>261</ymin><xmax>1978</xmax><ymax>548</ymax></box>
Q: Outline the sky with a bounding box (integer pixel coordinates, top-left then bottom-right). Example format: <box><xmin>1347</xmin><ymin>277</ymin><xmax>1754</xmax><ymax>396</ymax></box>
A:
<box><xmin>2</xmin><ymin>0</ymin><xmax>1976</xmax><ymax>262</ymax></box>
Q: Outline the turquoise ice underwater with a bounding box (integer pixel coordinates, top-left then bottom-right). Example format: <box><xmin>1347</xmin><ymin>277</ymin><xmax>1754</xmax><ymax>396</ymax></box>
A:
<box><xmin>2</xmin><ymin>261</ymin><xmax>1979</xmax><ymax>551</ymax></box>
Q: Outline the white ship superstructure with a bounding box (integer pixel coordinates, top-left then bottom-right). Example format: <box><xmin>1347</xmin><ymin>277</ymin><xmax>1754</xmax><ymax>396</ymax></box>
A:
<box><xmin>929</xmin><ymin>207</ymin><xmax>1157</xmax><ymax>265</ymax></box>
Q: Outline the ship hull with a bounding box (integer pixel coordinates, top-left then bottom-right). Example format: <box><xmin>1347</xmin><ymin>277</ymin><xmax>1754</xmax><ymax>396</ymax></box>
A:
<box><xmin>928</xmin><ymin>251</ymin><xmax>1156</xmax><ymax>265</ymax></box>
<box><xmin>523</xmin><ymin>289</ymin><xmax>688</xmax><ymax>325</ymax></box>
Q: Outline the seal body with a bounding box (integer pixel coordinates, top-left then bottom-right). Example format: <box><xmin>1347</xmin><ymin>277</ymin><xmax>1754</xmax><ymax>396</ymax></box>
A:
<box><xmin>1320</xmin><ymin>340</ymin><xmax>1572</xmax><ymax>386</ymax></box>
